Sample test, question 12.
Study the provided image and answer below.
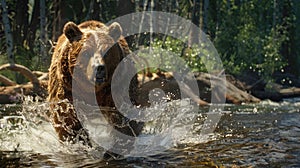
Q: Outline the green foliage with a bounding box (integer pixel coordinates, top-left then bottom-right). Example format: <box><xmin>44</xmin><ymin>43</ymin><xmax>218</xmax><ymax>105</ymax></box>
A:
<box><xmin>137</xmin><ymin>36</ymin><xmax>187</xmax><ymax>72</ymax></box>
<box><xmin>260</xmin><ymin>25</ymin><xmax>288</xmax><ymax>81</ymax></box>
<box><xmin>137</xmin><ymin>36</ymin><xmax>220</xmax><ymax>74</ymax></box>
<box><xmin>0</xmin><ymin>0</ymin><xmax>299</xmax><ymax>86</ymax></box>
<box><xmin>183</xmin><ymin>47</ymin><xmax>207</xmax><ymax>73</ymax></box>
<box><xmin>14</xmin><ymin>47</ymin><xmax>36</xmax><ymax>69</ymax></box>
<box><xmin>212</xmin><ymin>0</ymin><xmax>291</xmax><ymax>85</ymax></box>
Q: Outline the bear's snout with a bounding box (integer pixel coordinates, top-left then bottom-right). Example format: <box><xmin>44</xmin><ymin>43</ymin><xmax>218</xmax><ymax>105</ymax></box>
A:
<box><xmin>95</xmin><ymin>65</ymin><xmax>106</xmax><ymax>84</ymax></box>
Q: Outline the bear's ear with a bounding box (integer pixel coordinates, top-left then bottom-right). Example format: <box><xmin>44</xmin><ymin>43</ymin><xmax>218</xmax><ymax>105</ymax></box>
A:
<box><xmin>63</xmin><ymin>22</ymin><xmax>83</xmax><ymax>43</ymax></box>
<box><xmin>108</xmin><ymin>22</ymin><xmax>122</xmax><ymax>41</ymax></box>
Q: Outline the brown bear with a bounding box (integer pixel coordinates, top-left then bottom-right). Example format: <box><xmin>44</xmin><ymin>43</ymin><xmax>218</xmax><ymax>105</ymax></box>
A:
<box><xmin>47</xmin><ymin>20</ymin><xmax>143</xmax><ymax>157</ymax></box>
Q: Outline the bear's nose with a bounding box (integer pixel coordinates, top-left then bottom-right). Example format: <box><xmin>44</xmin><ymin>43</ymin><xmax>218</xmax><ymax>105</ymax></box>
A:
<box><xmin>95</xmin><ymin>65</ymin><xmax>106</xmax><ymax>84</ymax></box>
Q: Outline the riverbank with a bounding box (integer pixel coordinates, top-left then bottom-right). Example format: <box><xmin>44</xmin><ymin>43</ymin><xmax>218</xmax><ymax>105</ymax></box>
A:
<box><xmin>1</xmin><ymin>63</ymin><xmax>300</xmax><ymax>104</ymax></box>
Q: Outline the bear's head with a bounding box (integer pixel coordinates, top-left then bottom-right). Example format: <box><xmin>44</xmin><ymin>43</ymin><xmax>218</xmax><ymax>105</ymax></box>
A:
<box><xmin>63</xmin><ymin>21</ymin><xmax>126</xmax><ymax>95</ymax></box>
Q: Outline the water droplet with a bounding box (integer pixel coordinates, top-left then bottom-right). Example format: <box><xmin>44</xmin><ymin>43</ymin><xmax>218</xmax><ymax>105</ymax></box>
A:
<box><xmin>253</xmin><ymin>108</ymin><xmax>258</xmax><ymax>113</ymax></box>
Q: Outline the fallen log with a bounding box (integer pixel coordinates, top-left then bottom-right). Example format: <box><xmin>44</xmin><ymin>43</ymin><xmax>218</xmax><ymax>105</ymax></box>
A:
<box><xmin>0</xmin><ymin>63</ymin><xmax>39</xmax><ymax>85</ymax></box>
<box><xmin>0</xmin><ymin>82</ymin><xmax>48</xmax><ymax>104</ymax></box>
<box><xmin>137</xmin><ymin>72</ymin><xmax>209</xmax><ymax>106</ymax></box>
<box><xmin>1</xmin><ymin>63</ymin><xmax>298</xmax><ymax>105</ymax></box>
<box><xmin>279</xmin><ymin>87</ymin><xmax>300</xmax><ymax>97</ymax></box>
<box><xmin>0</xmin><ymin>84</ymin><xmax>34</xmax><ymax>103</ymax></box>
<box><xmin>0</xmin><ymin>63</ymin><xmax>48</xmax><ymax>104</ymax></box>
<box><xmin>33</xmin><ymin>71</ymin><xmax>49</xmax><ymax>81</ymax></box>
<box><xmin>233</xmin><ymin>72</ymin><xmax>300</xmax><ymax>101</ymax></box>
<box><xmin>193</xmin><ymin>72</ymin><xmax>260</xmax><ymax>104</ymax></box>
<box><xmin>252</xmin><ymin>87</ymin><xmax>300</xmax><ymax>101</ymax></box>
<box><xmin>137</xmin><ymin>72</ymin><xmax>260</xmax><ymax>105</ymax></box>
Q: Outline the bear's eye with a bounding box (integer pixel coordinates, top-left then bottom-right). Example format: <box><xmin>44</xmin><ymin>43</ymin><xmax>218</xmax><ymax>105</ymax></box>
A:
<box><xmin>100</xmin><ymin>47</ymin><xmax>111</xmax><ymax>58</ymax></box>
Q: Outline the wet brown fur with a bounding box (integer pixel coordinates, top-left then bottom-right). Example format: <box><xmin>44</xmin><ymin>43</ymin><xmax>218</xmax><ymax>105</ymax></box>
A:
<box><xmin>48</xmin><ymin>20</ymin><xmax>141</xmax><ymax>143</ymax></box>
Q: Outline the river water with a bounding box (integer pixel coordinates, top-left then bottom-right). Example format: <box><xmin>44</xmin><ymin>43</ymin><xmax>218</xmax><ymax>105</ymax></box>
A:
<box><xmin>0</xmin><ymin>97</ymin><xmax>299</xmax><ymax>167</ymax></box>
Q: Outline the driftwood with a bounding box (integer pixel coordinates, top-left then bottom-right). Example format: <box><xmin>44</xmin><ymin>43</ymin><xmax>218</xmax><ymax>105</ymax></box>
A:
<box><xmin>1</xmin><ymin>63</ymin><xmax>299</xmax><ymax>104</ymax></box>
<box><xmin>193</xmin><ymin>72</ymin><xmax>261</xmax><ymax>104</ymax></box>
<box><xmin>137</xmin><ymin>72</ymin><xmax>260</xmax><ymax>105</ymax></box>
<box><xmin>251</xmin><ymin>87</ymin><xmax>300</xmax><ymax>101</ymax></box>
<box><xmin>0</xmin><ymin>63</ymin><xmax>48</xmax><ymax>103</ymax></box>
<box><xmin>0</xmin><ymin>63</ymin><xmax>40</xmax><ymax>85</ymax></box>
<box><xmin>229</xmin><ymin>73</ymin><xmax>300</xmax><ymax>102</ymax></box>
<box><xmin>137</xmin><ymin>72</ymin><xmax>209</xmax><ymax>106</ymax></box>
<box><xmin>279</xmin><ymin>87</ymin><xmax>300</xmax><ymax>97</ymax></box>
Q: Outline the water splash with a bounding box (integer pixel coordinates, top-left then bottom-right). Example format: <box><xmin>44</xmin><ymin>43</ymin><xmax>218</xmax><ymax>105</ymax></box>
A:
<box><xmin>0</xmin><ymin>96</ymin><xmax>60</xmax><ymax>153</ymax></box>
<box><xmin>0</xmin><ymin>96</ymin><xmax>218</xmax><ymax>160</ymax></box>
<box><xmin>2</xmin><ymin>97</ymin><xmax>299</xmax><ymax>167</ymax></box>
<box><xmin>75</xmin><ymin>97</ymin><xmax>218</xmax><ymax>157</ymax></box>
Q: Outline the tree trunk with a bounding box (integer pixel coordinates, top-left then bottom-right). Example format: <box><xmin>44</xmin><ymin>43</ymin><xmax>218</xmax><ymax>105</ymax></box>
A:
<box><xmin>188</xmin><ymin>0</ymin><xmax>201</xmax><ymax>47</ymax></box>
<box><xmin>281</xmin><ymin>0</ymin><xmax>298</xmax><ymax>76</ymax></box>
<box><xmin>209</xmin><ymin>0</ymin><xmax>217</xmax><ymax>40</ymax></box>
<box><xmin>117</xmin><ymin>0</ymin><xmax>135</xmax><ymax>47</ymax></box>
<box><xmin>25</xmin><ymin>0</ymin><xmax>40</xmax><ymax>55</ymax></box>
<box><xmin>85</xmin><ymin>0</ymin><xmax>94</xmax><ymax>20</ymax></box>
<box><xmin>40</xmin><ymin>0</ymin><xmax>47</xmax><ymax>69</ymax></box>
<box><xmin>14</xmin><ymin>0</ymin><xmax>29</xmax><ymax>48</ymax></box>
<box><xmin>51</xmin><ymin>0</ymin><xmax>63</xmax><ymax>42</ymax></box>
<box><xmin>1</xmin><ymin>0</ymin><xmax>14</xmax><ymax>63</ymax></box>
<box><xmin>272</xmin><ymin>0</ymin><xmax>277</xmax><ymax>28</ymax></box>
<box><xmin>291</xmin><ymin>0</ymin><xmax>300</xmax><ymax>75</ymax></box>
<box><xmin>149</xmin><ymin>0</ymin><xmax>155</xmax><ymax>46</ymax></box>
<box><xmin>117</xmin><ymin>0</ymin><xmax>135</xmax><ymax>16</ymax></box>
<box><xmin>202</xmin><ymin>0</ymin><xmax>209</xmax><ymax>33</ymax></box>
<box><xmin>135</xmin><ymin>0</ymin><xmax>149</xmax><ymax>49</ymax></box>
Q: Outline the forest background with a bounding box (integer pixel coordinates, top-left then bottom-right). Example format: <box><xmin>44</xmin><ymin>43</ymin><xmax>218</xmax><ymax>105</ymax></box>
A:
<box><xmin>1</xmin><ymin>0</ymin><xmax>300</xmax><ymax>91</ymax></box>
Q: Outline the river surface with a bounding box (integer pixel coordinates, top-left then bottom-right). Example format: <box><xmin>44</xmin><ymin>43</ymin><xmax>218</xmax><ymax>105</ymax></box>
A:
<box><xmin>0</xmin><ymin>97</ymin><xmax>300</xmax><ymax>167</ymax></box>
